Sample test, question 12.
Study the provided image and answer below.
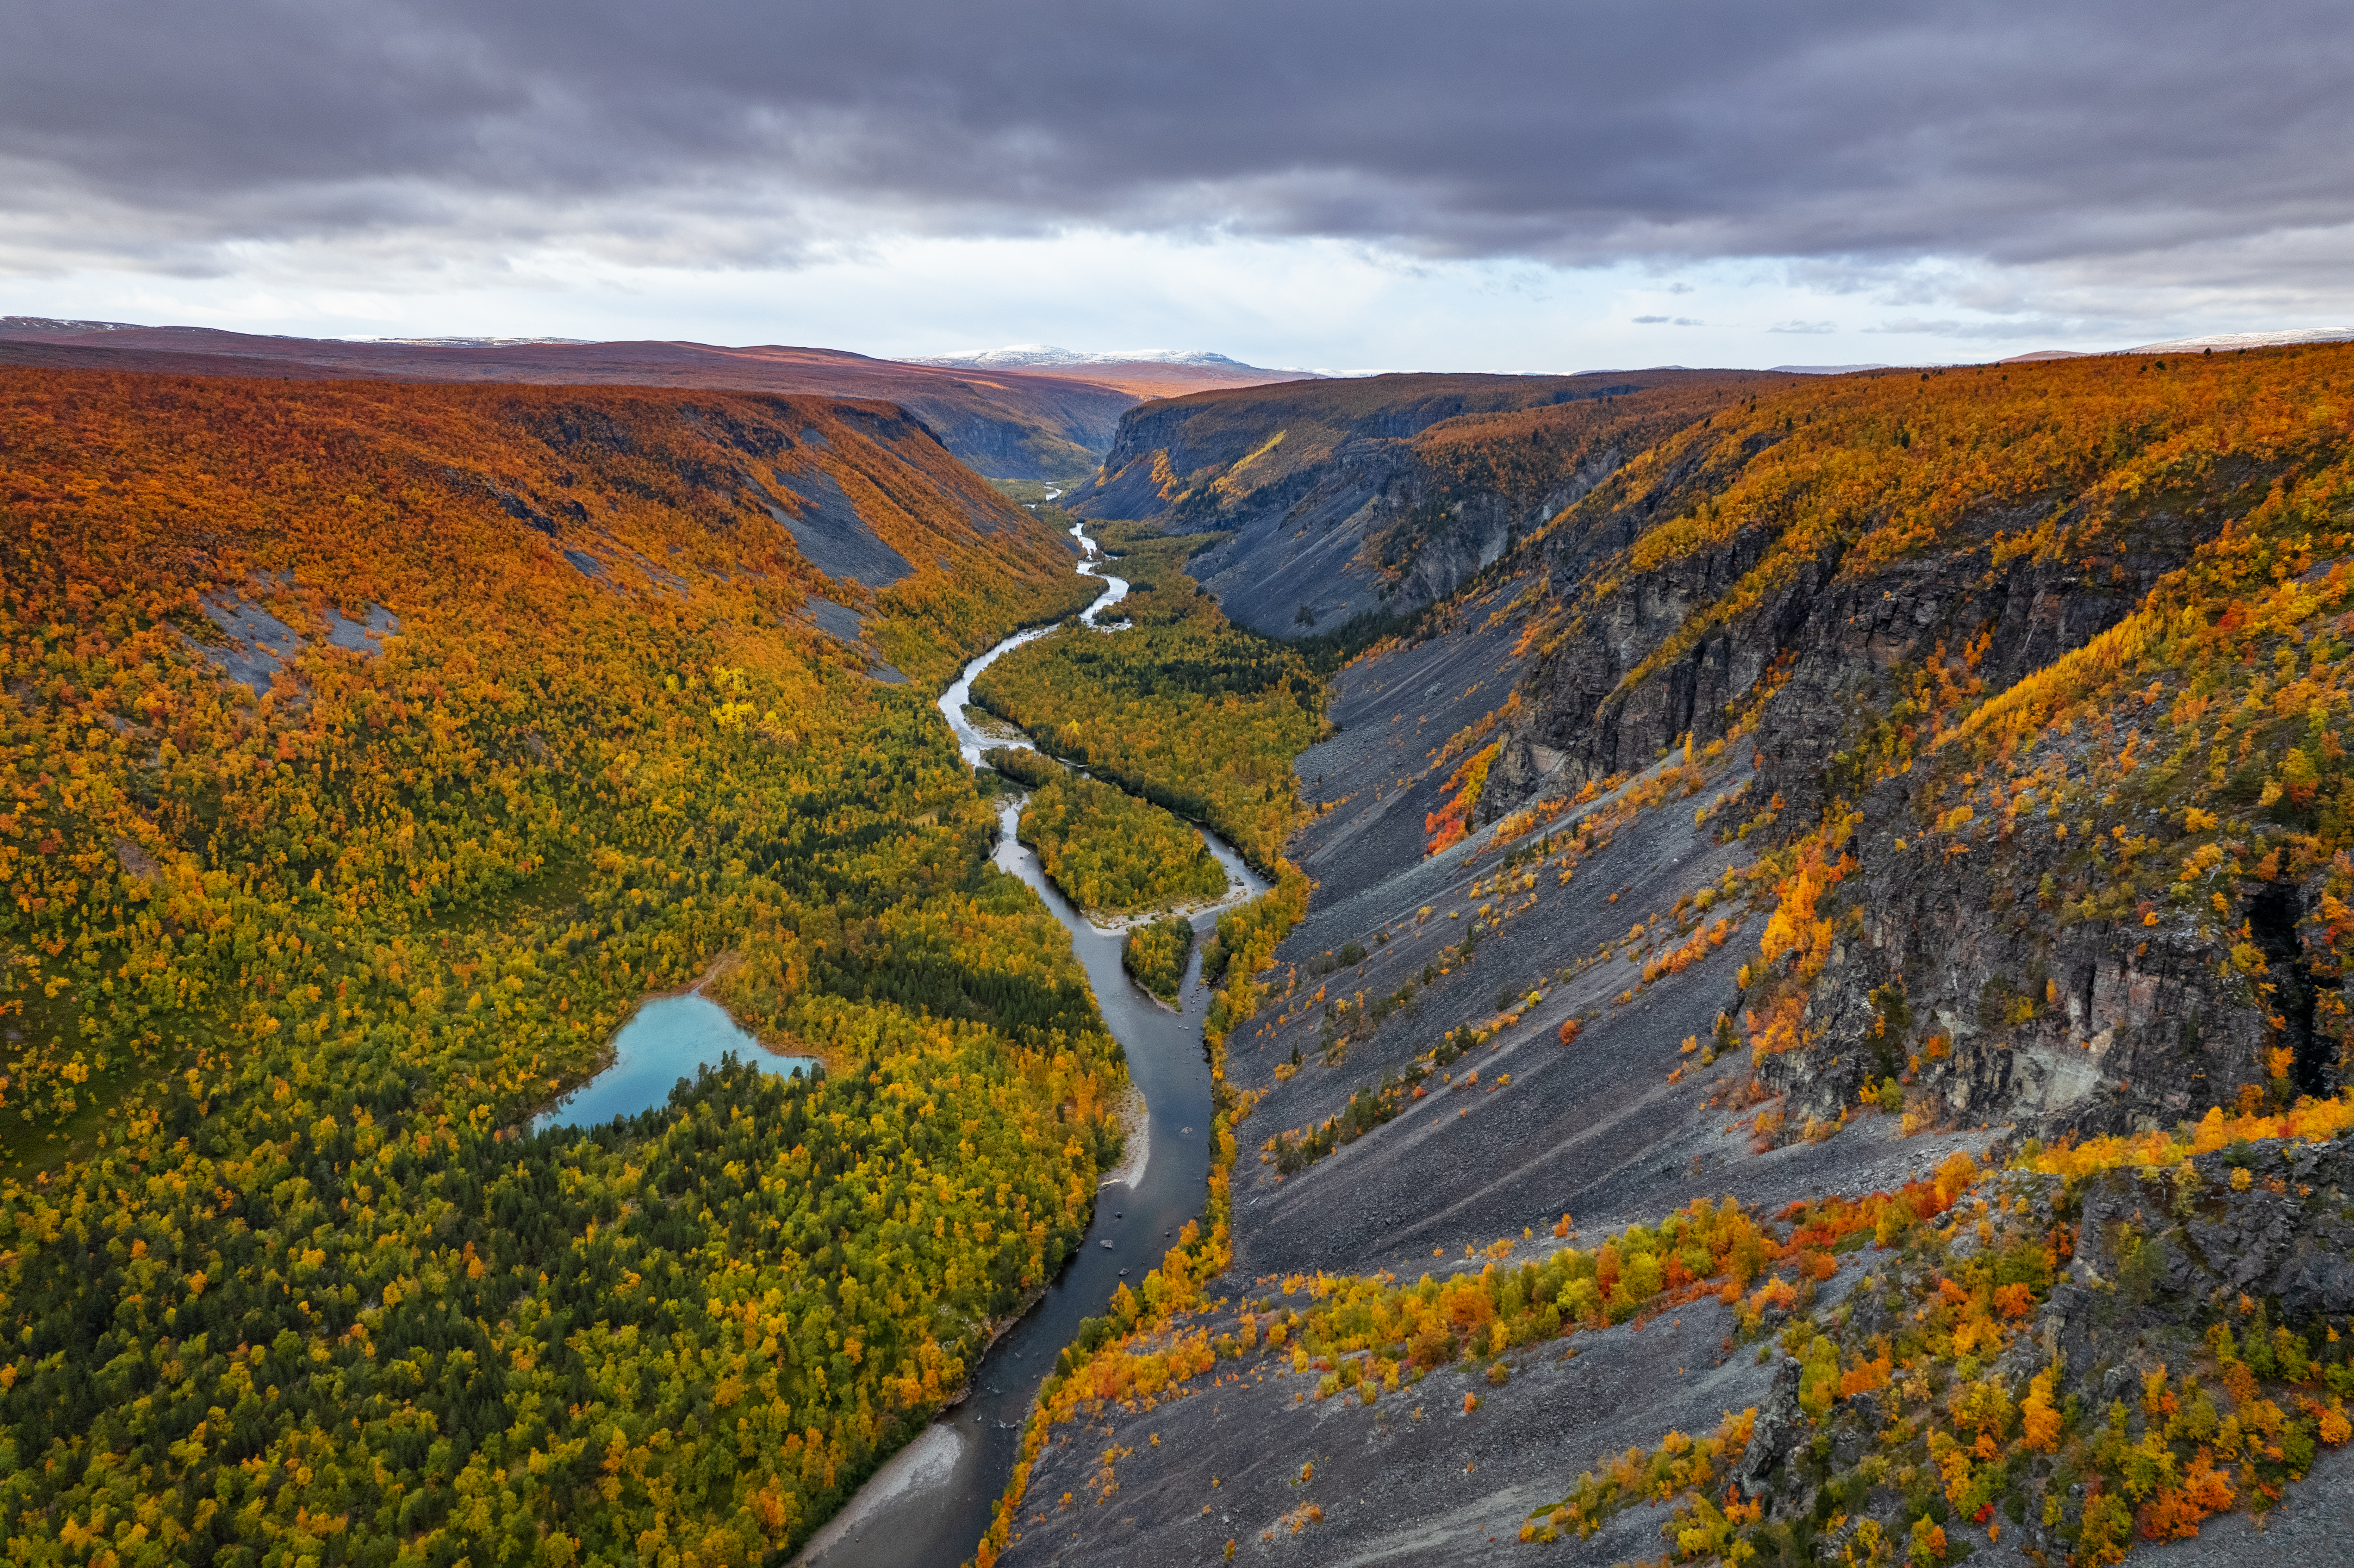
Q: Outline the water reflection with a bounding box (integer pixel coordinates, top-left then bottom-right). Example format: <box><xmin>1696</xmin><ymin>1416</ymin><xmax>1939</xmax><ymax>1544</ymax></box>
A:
<box><xmin>539</xmin><ymin>991</ymin><xmax>817</xmax><ymax>1131</ymax></box>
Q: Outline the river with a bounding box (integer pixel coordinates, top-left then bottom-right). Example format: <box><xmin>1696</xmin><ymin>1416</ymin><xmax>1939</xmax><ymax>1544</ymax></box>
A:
<box><xmin>793</xmin><ymin>516</ymin><xmax>1267</xmax><ymax>1567</ymax></box>
<box><xmin>934</xmin><ymin>515</ymin><xmax>1130</xmax><ymax>768</ymax></box>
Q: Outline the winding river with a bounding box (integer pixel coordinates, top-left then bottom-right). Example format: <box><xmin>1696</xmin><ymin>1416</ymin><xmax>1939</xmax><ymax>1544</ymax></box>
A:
<box><xmin>793</xmin><ymin>514</ymin><xmax>1268</xmax><ymax>1567</ymax></box>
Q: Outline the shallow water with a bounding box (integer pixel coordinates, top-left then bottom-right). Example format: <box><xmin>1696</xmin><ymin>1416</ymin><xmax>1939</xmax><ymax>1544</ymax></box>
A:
<box><xmin>799</xmin><ymin>806</ymin><xmax>1225</xmax><ymax>1568</ymax></box>
<box><xmin>935</xmin><ymin>520</ymin><xmax>1129</xmax><ymax>765</ymax></box>
<box><xmin>803</xmin><ymin>526</ymin><xmax>1259</xmax><ymax>1568</ymax></box>
<box><xmin>537</xmin><ymin>991</ymin><xmax>817</xmax><ymax>1131</ymax></box>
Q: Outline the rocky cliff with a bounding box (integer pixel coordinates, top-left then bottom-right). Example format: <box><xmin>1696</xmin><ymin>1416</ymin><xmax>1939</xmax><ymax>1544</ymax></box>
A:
<box><xmin>991</xmin><ymin>345</ymin><xmax>2354</xmax><ymax>1568</ymax></box>
<box><xmin>1472</xmin><ymin>358</ymin><xmax>2352</xmax><ymax>1155</ymax></box>
<box><xmin>1072</xmin><ymin>370</ymin><xmax>1790</xmax><ymax>637</ymax></box>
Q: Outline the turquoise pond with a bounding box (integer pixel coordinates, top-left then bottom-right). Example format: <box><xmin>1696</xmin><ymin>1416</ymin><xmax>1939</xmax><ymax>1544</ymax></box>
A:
<box><xmin>537</xmin><ymin>991</ymin><xmax>818</xmax><ymax>1131</ymax></box>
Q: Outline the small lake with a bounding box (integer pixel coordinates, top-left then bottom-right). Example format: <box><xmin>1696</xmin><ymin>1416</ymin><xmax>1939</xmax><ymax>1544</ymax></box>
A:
<box><xmin>537</xmin><ymin>991</ymin><xmax>819</xmax><ymax>1131</ymax></box>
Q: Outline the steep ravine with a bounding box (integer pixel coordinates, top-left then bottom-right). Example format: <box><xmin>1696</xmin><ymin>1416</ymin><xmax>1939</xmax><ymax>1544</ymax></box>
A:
<box><xmin>1072</xmin><ymin>370</ymin><xmax>1785</xmax><ymax>638</ymax></box>
<box><xmin>992</xmin><ymin>349</ymin><xmax>2354</xmax><ymax>1565</ymax></box>
<box><xmin>993</xmin><ymin>612</ymin><xmax>1996</xmax><ymax>1566</ymax></box>
<box><xmin>800</xmin><ymin>525</ymin><xmax>1266</xmax><ymax>1568</ymax></box>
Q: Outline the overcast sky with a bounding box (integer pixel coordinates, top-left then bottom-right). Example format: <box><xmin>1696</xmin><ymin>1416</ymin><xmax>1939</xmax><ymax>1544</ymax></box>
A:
<box><xmin>6</xmin><ymin>0</ymin><xmax>2350</xmax><ymax>370</ymax></box>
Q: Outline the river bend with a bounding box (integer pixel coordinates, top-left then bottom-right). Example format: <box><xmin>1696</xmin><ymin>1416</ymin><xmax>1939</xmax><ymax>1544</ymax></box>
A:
<box><xmin>797</xmin><ymin>519</ymin><xmax>1264</xmax><ymax>1567</ymax></box>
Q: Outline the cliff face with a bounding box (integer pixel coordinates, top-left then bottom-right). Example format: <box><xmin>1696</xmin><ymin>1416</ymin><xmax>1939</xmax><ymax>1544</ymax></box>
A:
<box><xmin>0</xmin><ymin>368</ymin><xmax>1091</xmax><ymax>693</ymax></box>
<box><xmin>1073</xmin><ymin>370</ymin><xmax>1787</xmax><ymax>637</ymax></box>
<box><xmin>1493</xmin><ymin>472</ymin><xmax>2207</xmax><ymax>817</ymax></box>
<box><xmin>997</xmin><ymin>346</ymin><xmax>2354</xmax><ymax>1568</ymax></box>
<box><xmin>1470</xmin><ymin>368</ymin><xmax>2347</xmax><ymax>1150</ymax></box>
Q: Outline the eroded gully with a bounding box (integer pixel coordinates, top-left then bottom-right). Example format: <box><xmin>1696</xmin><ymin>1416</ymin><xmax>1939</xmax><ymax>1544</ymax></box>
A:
<box><xmin>795</xmin><ymin>516</ymin><xmax>1269</xmax><ymax>1567</ymax></box>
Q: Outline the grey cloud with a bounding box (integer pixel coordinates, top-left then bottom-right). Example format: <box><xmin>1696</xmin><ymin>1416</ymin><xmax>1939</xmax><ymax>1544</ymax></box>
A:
<box><xmin>3</xmin><ymin>0</ymin><xmax>2349</xmax><ymax>282</ymax></box>
<box><xmin>1633</xmin><ymin>315</ymin><xmax>1672</xmax><ymax>324</ymax></box>
<box><xmin>1769</xmin><ymin>321</ymin><xmax>1839</xmax><ymax>334</ymax></box>
<box><xmin>1866</xmin><ymin>316</ymin><xmax>2097</xmax><ymax>339</ymax></box>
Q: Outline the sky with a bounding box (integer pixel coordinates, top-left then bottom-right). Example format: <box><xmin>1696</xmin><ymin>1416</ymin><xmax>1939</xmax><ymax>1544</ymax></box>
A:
<box><xmin>6</xmin><ymin>0</ymin><xmax>2352</xmax><ymax>372</ymax></box>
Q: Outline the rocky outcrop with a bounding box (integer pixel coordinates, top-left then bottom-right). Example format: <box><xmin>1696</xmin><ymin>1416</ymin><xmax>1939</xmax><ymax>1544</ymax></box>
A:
<box><xmin>2066</xmin><ymin>1138</ymin><xmax>2354</xmax><ymax>1321</ymax></box>
<box><xmin>1072</xmin><ymin>370</ymin><xmax>1783</xmax><ymax>637</ymax></box>
<box><xmin>1731</xmin><ymin>1356</ymin><xmax>1807</xmax><ymax>1493</ymax></box>
<box><xmin>1491</xmin><ymin>494</ymin><xmax>2190</xmax><ymax>818</ymax></box>
<box><xmin>1003</xmin><ymin>351</ymin><xmax>2354</xmax><ymax>1568</ymax></box>
<box><xmin>1710</xmin><ymin>1145</ymin><xmax>2354</xmax><ymax>1565</ymax></box>
<box><xmin>1461</xmin><ymin>413</ymin><xmax>2341</xmax><ymax>1144</ymax></box>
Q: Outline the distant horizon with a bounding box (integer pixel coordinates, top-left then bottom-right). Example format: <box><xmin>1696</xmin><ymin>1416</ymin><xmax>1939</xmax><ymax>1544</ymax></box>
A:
<box><xmin>7</xmin><ymin>312</ymin><xmax>2351</xmax><ymax>383</ymax></box>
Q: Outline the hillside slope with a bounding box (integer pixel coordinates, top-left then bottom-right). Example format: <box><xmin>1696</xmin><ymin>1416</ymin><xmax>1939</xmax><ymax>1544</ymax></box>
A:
<box><xmin>986</xmin><ymin>346</ymin><xmax>2354</xmax><ymax>1568</ymax></box>
<box><xmin>901</xmin><ymin>347</ymin><xmax>1319</xmax><ymax>401</ymax></box>
<box><xmin>1071</xmin><ymin>370</ymin><xmax>1794</xmax><ymax>637</ymax></box>
<box><xmin>0</xmin><ymin>320</ymin><xmax>1133</xmax><ymax>482</ymax></box>
<box><xmin>0</xmin><ymin>368</ymin><xmax>1117</xmax><ymax>1564</ymax></box>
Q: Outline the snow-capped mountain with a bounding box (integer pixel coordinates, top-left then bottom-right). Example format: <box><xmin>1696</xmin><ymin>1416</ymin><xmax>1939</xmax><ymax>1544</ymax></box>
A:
<box><xmin>2127</xmin><ymin>327</ymin><xmax>2354</xmax><ymax>353</ymax></box>
<box><xmin>907</xmin><ymin>345</ymin><xmax>1256</xmax><ymax>370</ymax></box>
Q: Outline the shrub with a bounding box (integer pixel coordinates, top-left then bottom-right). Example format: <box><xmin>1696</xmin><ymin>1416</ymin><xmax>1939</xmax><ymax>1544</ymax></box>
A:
<box><xmin>1122</xmin><ymin>917</ymin><xmax>1196</xmax><ymax>1003</ymax></box>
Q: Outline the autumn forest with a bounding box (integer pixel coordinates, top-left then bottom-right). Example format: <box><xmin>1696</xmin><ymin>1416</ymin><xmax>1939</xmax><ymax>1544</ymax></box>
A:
<box><xmin>7</xmin><ymin>345</ymin><xmax>2354</xmax><ymax>1568</ymax></box>
<box><xmin>0</xmin><ymin>372</ymin><xmax>1118</xmax><ymax>1565</ymax></box>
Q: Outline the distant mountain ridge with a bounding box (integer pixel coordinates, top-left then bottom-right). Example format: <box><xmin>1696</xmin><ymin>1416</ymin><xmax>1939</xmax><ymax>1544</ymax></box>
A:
<box><xmin>1780</xmin><ymin>327</ymin><xmax>2354</xmax><ymax>374</ymax></box>
<box><xmin>909</xmin><ymin>344</ymin><xmax>1282</xmax><ymax>370</ymax></box>
<box><xmin>1</xmin><ymin>315</ymin><xmax>143</xmax><ymax>333</ymax></box>
<box><xmin>1074</xmin><ymin>367</ymin><xmax>1794</xmax><ymax>637</ymax></box>
<box><xmin>361</xmin><ymin>335</ymin><xmax>593</xmax><ymax>347</ymax></box>
<box><xmin>899</xmin><ymin>344</ymin><xmax>1320</xmax><ymax>402</ymax></box>
<box><xmin>2127</xmin><ymin>326</ymin><xmax>2354</xmax><ymax>353</ymax></box>
<box><xmin>0</xmin><ymin>319</ymin><xmax>1136</xmax><ymax>482</ymax></box>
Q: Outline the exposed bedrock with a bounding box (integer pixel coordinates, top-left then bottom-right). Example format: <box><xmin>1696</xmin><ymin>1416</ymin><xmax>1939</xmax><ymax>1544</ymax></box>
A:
<box><xmin>1462</xmin><ymin>480</ymin><xmax>2340</xmax><ymax>1150</ymax></box>
<box><xmin>1006</xmin><ymin>370</ymin><xmax>2351</xmax><ymax>1564</ymax></box>
<box><xmin>1495</xmin><ymin>503</ymin><xmax>2196</xmax><ymax>824</ymax></box>
<box><xmin>1074</xmin><ymin>370</ymin><xmax>1782</xmax><ymax>639</ymax></box>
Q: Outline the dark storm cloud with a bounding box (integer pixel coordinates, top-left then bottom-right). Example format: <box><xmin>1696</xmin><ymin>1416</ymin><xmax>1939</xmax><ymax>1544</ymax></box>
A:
<box><xmin>4</xmin><ymin>0</ymin><xmax>2348</xmax><ymax>273</ymax></box>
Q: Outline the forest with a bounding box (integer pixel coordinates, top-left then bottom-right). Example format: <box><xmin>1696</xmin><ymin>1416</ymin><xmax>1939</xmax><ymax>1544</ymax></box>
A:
<box><xmin>1118</xmin><ymin>917</ymin><xmax>1194</xmax><ymax>1005</ymax></box>
<box><xmin>968</xmin><ymin>523</ymin><xmax>1323</xmax><ymax>874</ymax></box>
<box><xmin>984</xmin><ymin>752</ymin><xmax>1227</xmax><ymax>916</ymax></box>
<box><xmin>0</xmin><ymin>370</ymin><xmax>1118</xmax><ymax>1565</ymax></box>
